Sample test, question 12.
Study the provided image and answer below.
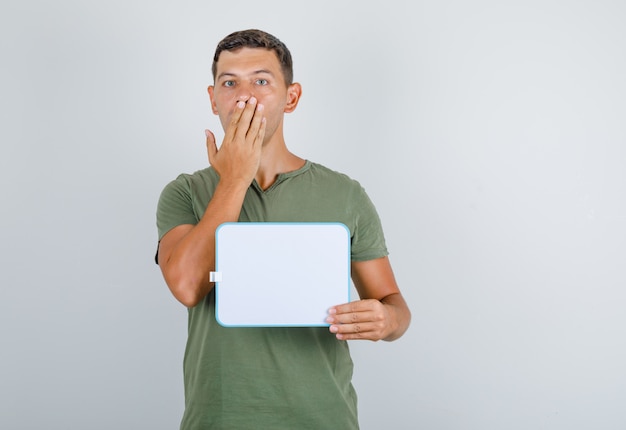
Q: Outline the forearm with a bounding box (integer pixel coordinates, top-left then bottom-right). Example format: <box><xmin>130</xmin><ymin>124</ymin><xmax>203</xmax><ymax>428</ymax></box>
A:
<box><xmin>380</xmin><ymin>293</ymin><xmax>411</xmax><ymax>341</ymax></box>
<box><xmin>161</xmin><ymin>180</ymin><xmax>248</xmax><ymax>307</ymax></box>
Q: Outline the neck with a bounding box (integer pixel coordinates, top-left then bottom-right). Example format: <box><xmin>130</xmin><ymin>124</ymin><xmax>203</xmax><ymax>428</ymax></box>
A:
<box><xmin>255</xmin><ymin>139</ymin><xmax>305</xmax><ymax>190</ymax></box>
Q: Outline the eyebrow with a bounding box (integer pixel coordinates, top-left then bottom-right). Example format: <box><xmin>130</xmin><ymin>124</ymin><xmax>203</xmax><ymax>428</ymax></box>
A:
<box><xmin>217</xmin><ymin>69</ymin><xmax>275</xmax><ymax>80</ymax></box>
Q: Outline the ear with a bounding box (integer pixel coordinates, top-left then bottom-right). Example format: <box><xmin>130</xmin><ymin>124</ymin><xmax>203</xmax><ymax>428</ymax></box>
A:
<box><xmin>208</xmin><ymin>85</ymin><xmax>218</xmax><ymax>115</ymax></box>
<box><xmin>284</xmin><ymin>83</ymin><xmax>302</xmax><ymax>113</ymax></box>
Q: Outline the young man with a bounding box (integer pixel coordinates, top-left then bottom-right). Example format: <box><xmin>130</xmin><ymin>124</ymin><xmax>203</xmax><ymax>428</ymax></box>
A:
<box><xmin>156</xmin><ymin>29</ymin><xmax>410</xmax><ymax>429</ymax></box>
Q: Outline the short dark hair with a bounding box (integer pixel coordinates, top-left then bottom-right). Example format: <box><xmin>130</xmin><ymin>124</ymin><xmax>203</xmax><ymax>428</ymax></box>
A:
<box><xmin>212</xmin><ymin>29</ymin><xmax>293</xmax><ymax>86</ymax></box>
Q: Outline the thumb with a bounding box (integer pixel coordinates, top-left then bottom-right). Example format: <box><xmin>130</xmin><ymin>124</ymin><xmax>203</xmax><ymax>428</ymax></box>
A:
<box><xmin>205</xmin><ymin>129</ymin><xmax>217</xmax><ymax>162</ymax></box>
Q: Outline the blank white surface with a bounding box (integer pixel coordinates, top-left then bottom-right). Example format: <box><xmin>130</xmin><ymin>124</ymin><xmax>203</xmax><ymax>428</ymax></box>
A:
<box><xmin>215</xmin><ymin>223</ymin><xmax>350</xmax><ymax>327</ymax></box>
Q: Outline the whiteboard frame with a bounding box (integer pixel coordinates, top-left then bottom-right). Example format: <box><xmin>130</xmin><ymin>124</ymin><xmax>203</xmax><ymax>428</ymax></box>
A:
<box><xmin>214</xmin><ymin>222</ymin><xmax>351</xmax><ymax>327</ymax></box>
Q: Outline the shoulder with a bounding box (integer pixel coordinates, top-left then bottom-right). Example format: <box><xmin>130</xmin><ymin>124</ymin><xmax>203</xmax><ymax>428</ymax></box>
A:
<box><xmin>160</xmin><ymin>167</ymin><xmax>218</xmax><ymax>197</ymax></box>
<box><xmin>156</xmin><ymin>167</ymin><xmax>218</xmax><ymax>239</ymax></box>
<box><xmin>306</xmin><ymin>161</ymin><xmax>363</xmax><ymax>190</ymax></box>
<box><xmin>157</xmin><ymin>166</ymin><xmax>218</xmax><ymax>217</ymax></box>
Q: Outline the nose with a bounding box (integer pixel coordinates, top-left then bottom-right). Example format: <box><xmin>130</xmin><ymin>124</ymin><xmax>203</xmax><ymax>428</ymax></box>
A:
<box><xmin>236</xmin><ymin>84</ymin><xmax>254</xmax><ymax>103</ymax></box>
<box><xmin>236</xmin><ymin>94</ymin><xmax>253</xmax><ymax>104</ymax></box>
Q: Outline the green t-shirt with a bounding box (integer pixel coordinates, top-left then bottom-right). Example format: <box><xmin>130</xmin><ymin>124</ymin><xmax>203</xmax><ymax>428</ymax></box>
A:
<box><xmin>157</xmin><ymin>161</ymin><xmax>388</xmax><ymax>429</ymax></box>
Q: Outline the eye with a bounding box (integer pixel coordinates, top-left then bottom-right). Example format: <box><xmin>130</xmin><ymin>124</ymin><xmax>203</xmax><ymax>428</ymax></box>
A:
<box><xmin>255</xmin><ymin>79</ymin><xmax>268</xmax><ymax>86</ymax></box>
<box><xmin>223</xmin><ymin>80</ymin><xmax>235</xmax><ymax>87</ymax></box>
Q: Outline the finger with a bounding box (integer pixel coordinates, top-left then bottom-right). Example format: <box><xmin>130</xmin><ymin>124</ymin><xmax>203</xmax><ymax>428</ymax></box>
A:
<box><xmin>246</xmin><ymin>103</ymin><xmax>265</xmax><ymax>140</ymax></box>
<box><xmin>330</xmin><ymin>299</ymin><xmax>380</xmax><ymax>316</ymax></box>
<box><xmin>326</xmin><ymin>310</ymin><xmax>379</xmax><ymax>325</ymax></box>
<box><xmin>224</xmin><ymin>100</ymin><xmax>247</xmax><ymax>142</ymax></box>
<box><xmin>329</xmin><ymin>322</ymin><xmax>383</xmax><ymax>341</ymax></box>
<box><xmin>205</xmin><ymin>129</ymin><xmax>217</xmax><ymax>162</ymax></box>
<box><xmin>254</xmin><ymin>117</ymin><xmax>267</xmax><ymax>148</ymax></box>
<box><xmin>233</xmin><ymin>97</ymin><xmax>259</xmax><ymax>141</ymax></box>
<box><xmin>335</xmin><ymin>332</ymin><xmax>376</xmax><ymax>341</ymax></box>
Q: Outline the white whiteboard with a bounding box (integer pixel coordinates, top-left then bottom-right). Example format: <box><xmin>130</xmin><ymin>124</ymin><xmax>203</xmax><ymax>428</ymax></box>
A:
<box><xmin>214</xmin><ymin>222</ymin><xmax>351</xmax><ymax>327</ymax></box>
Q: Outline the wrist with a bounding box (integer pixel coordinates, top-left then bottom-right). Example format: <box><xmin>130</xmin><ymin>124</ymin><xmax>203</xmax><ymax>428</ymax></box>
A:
<box><xmin>216</xmin><ymin>177</ymin><xmax>252</xmax><ymax>193</ymax></box>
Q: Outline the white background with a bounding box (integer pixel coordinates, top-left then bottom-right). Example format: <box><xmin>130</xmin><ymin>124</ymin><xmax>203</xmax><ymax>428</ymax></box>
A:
<box><xmin>1</xmin><ymin>1</ymin><xmax>625</xmax><ymax>429</ymax></box>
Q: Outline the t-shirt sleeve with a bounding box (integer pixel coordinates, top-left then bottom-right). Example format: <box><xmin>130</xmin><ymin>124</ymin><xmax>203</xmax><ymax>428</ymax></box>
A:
<box><xmin>156</xmin><ymin>175</ymin><xmax>199</xmax><ymax>241</ymax></box>
<box><xmin>349</xmin><ymin>185</ymin><xmax>389</xmax><ymax>262</ymax></box>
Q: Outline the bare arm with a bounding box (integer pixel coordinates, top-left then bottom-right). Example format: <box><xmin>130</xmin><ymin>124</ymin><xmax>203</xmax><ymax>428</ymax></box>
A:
<box><xmin>158</xmin><ymin>98</ymin><xmax>266</xmax><ymax>307</ymax></box>
<box><xmin>327</xmin><ymin>256</ymin><xmax>411</xmax><ymax>341</ymax></box>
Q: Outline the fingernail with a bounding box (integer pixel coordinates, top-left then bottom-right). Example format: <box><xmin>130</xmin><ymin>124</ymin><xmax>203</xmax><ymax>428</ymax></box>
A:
<box><xmin>249</xmin><ymin>96</ymin><xmax>257</xmax><ymax>104</ymax></box>
<box><xmin>237</xmin><ymin>101</ymin><xmax>245</xmax><ymax>108</ymax></box>
<box><xmin>257</xmin><ymin>103</ymin><xmax>264</xmax><ymax>111</ymax></box>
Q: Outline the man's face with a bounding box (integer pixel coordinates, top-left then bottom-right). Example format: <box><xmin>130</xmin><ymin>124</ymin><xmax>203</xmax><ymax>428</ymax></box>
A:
<box><xmin>209</xmin><ymin>47</ymin><xmax>297</xmax><ymax>143</ymax></box>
